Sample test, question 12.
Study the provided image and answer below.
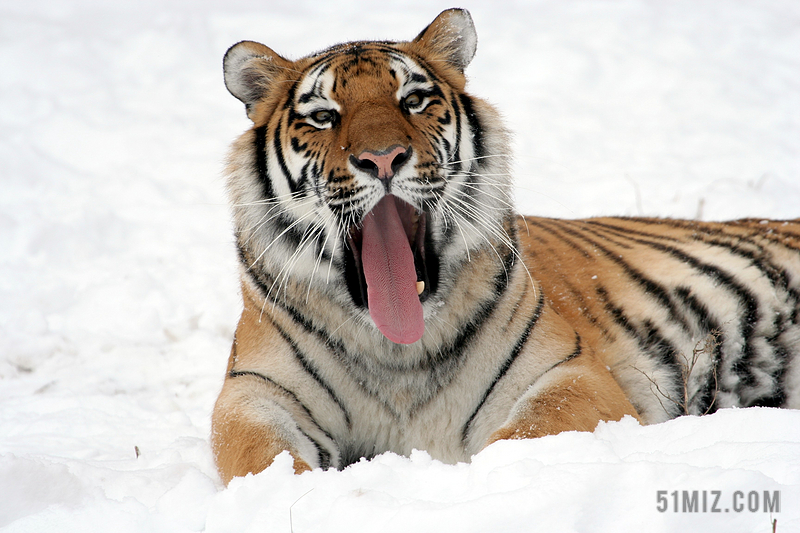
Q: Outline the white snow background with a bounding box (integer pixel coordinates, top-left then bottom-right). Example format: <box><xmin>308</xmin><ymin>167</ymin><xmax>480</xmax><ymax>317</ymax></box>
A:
<box><xmin>1</xmin><ymin>0</ymin><xmax>799</xmax><ymax>531</ymax></box>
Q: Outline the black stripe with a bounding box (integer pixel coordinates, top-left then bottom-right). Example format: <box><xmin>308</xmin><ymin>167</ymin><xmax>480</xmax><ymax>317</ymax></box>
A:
<box><xmin>641</xmin><ymin>320</ymin><xmax>683</xmax><ymax>377</ymax></box>
<box><xmin>395</xmin><ymin>50</ymin><xmax>447</xmax><ymax>86</ymax></box>
<box><xmin>706</xmin><ymin>236</ymin><xmax>800</xmax><ymax>301</ymax></box>
<box><xmin>427</xmin><ymin>232</ymin><xmax>518</xmax><ymax>366</ymax></box>
<box><xmin>298</xmin><ymin>90</ymin><xmax>315</xmax><ymax>104</ymax></box>
<box><xmin>673</xmin><ymin>286</ymin><xmax>724</xmax><ymax>414</ymax></box>
<box><xmin>595</xmin><ymin>286</ymin><xmax>640</xmax><ymax>340</ymax></box>
<box><xmin>596</xmin><ymin>219</ymin><xmax>800</xmax><ymax>342</ymax></box>
<box><xmin>314</xmin><ymin>230</ymin><xmax>333</xmax><ymax>264</ymax></box>
<box><xmin>241</xmin><ymin>266</ymin><xmax>412</xmax><ymax>421</ymax></box>
<box><xmin>440</xmin><ymin>212</ymin><xmax>457</xmax><ymax>249</ymax></box>
<box><xmin>588</xmin><ymin>219</ymin><xmax>800</xmax><ymax>303</ymax></box>
<box><xmin>307</xmin><ymin>430</ymin><xmax>332</xmax><ymax>469</ymax></box>
<box><xmin>304</xmin><ymin>42</ymin><xmax>405</xmax><ymax>75</ymax></box>
<box><xmin>588</xmin><ymin>222</ymin><xmax>763</xmax><ymax>394</ymax></box>
<box><xmin>269</xmin><ymin>316</ymin><xmax>353</xmax><ymax>428</ymax></box>
<box><xmin>458</xmin><ymin>94</ymin><xmax>485</xmax><ymax>160</ymax></box>
<box><xmin>273</xmin><ymin>119</ymin><xmax>298</xmax><ymax>194</ymax></box>
<box><xmin>227</xmin><ymin>370</ymin><xmax>334</xmax><ymax>469</ymax></box>
<box><xmin>236</xmin><ymin>209</ymin><xmax>304</xmax><ymax>267</ymax></box>
<box><xmin>254</xmin><ymin>125</ymin><xmax>275</xmax><ymax>199</ymax></box>
<box><xmin>449</xmin><ymin>93</ymin><xmax>463</xmax><ymax>170</ymax></box>
<box><xmin>595</xmin><ymin>285</ymin><xmax>683</xmax><ymax>398</ymax></box>
<box><xmin>247</xmin><ymin>126</ymin><xmax>307</xmax><ymax>252</ymax></box>
<box><xmin>647</xmin><ymin>217</ymin><xmax>800</xmax><ymax>253</ymax></box>
<box><xmin>543</xmin><ymin>334</ymin><xmax>584</xmax><ymax>373</ymax></box>
<box><xmin>572</xmin><ymin>222</ymin><xmax>634</xmax><ymax>250</ymax></box>
<box><xmin>245</xmin><ymin>266</ymin><xmax>347</xmax><ymax>354</ymax></box>
<box><xmin>757</xmin><ymin>313</ymin><xmax>790</xmax><ymax>408</ymax></box>
<box><xmin>528</xmin><ymin>220</ymin><xmax>691</xmax><ymax>380</ymax></box>
<box><xmin>438</xmin><ymin>93</ymin><xmax>462</xmax><ymax>250</ymax></box>
<box><xmin>298</xmin><ymin>64</ymin><xmax>330</xmax><ymax>104</ymax></box>
<box><xmin>586</xmin><ymin>220</ymin><xmax>794</xmax><ymax>410</ymax></box>
<box><xmin>296</xmin><ymin>161</ymin><xmax>310</xmax><ymax>192</ymax></box>
<box><xmin>682</xmin><ymin>236</ymin><xmax>800</xmax><ymax>374</ymax></box>
<box><xmin>532</xmin><ymin>219</ymin><xmax>693</xmax><ymax>334</ymax></box>
<box><xmin>290</xmin><ymin>136</ymin><xmax>308</xmax><ymax>153</ymax></box>
<box><xmin>461</xmin><ymin>290</ymin><xmax>546</xmax><ymax>444</ymax></box>
<box><xmin>240</xmin><ymin>255</ymin><xmax>312</xmax><ymax>325</ymax></box>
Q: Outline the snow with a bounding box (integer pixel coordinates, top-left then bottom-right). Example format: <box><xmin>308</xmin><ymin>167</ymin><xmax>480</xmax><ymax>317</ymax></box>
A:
<box><xmin>1</xmin><ymin>0</ymin><xmax>799</xmax><ymax>531</ymax></box>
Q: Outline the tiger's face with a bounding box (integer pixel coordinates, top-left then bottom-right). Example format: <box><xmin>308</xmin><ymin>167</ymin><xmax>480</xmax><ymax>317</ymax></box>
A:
<box><xmin>224</xmin><ymin>9</ymin><xmax>512</xmax><ymax>345</ymax></box>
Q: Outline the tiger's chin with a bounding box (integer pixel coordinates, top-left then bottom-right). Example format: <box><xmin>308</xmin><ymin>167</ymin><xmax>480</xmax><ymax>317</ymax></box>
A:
<box><xmin>343</xmin><ymin>194</ymin><xmax>439</xmax><ymax>344</ymax></box>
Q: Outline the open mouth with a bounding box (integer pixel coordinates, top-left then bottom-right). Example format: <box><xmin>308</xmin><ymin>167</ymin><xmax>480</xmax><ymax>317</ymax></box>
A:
<box><xmin>344</xmin><ymin>195</ymin><xmax>438</xmax><ymax>344</ymax></box>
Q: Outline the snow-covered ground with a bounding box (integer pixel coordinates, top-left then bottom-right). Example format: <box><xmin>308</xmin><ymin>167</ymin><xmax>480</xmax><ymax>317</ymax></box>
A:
<box><xmin>2</xmin><ymin>1</ymin><xmax>799</xmax><ymax>531</ymax></box>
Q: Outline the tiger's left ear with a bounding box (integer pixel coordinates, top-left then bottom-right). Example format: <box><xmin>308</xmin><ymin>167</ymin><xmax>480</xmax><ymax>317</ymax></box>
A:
<box><xmin>413</xmin><ymin>8</ymin><xmax>477</xmax><ymax>72</ymax></box>
<box><xmin>223</xmin><ymin>40</ymin><xmax>294</xmax><ymax>121</ymax></box>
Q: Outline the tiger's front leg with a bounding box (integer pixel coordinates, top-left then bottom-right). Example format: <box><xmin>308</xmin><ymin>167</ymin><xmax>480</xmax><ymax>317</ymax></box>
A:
<box><xmin>211</xmin><ymin>284</ymin><xmax>341</xmax><ymax>485</ymax></box>
<box><xmin>211</xmin><ymin>371</ymin><xmax>316</xmax><ymax>485</ymax></box>
<box><xmin>488</xmin><ymin>356</ymin><xmax>640</xmax><ymax>444</ymax></box>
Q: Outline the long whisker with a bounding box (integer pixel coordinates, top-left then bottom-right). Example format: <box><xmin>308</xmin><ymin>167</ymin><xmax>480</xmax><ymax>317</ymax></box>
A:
<box><xmin>447</xmin><ymin>198</ymin><xmax>510</xmax><ymax>278</ymax></box>
<box><xmin>230</xmin><ymin>188</ymin><xmax>310</xmax><ymax>208</ymax></box>
<box><xmin>443</xmin><ymin>187</ymin><xmax>514</xmax><ymax>245</ymax></box>
<box><xmin>248</xmin><ymin>209</ymin><xmax>319</xmax><ymax>268</ymax></box>
<box><xmin>329</xmin><ymin>313</ymin><xmax>358</xmax><ymax>337</ymax></box>
<box><xmin>448</xmin><ymin>179</ymin><xmax>515</xmax><ymax>211</ymax></box>
<box><xmin>306</xmin><ymin>210</ymin><xmax>339</xmax><ymax>302</ymax></box>
<box><xmin>264</xmin><ymin>216</ymin><xmax>326</xmax><ymax>311</ymax></box>
<box><xmin>444</xmin><ymin>153</ymin><xmax>512</xmax><ymax>167</ymax></box>
<box><xmin>242</xmin><ymin>195</ymin><xmax>320</xmax><ymax>246</ymax></box>
<box><xmin>437</xmin><ymin>200</ymin><xmax>473</xmax><ymax>262</ymax></box>
<box><xmin>442</xmin><ymin>186</ymin><xmax>535</xmax><ymax>293</ymax></box>
<box><xmin>426</xmin><ymin>312</ymin><xmax>459</xmax><ymax>337</ymax></box>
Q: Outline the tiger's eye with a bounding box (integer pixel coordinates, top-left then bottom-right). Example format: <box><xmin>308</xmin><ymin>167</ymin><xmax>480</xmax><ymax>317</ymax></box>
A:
<box><xmin>404</xmin><ymin>92</ymin><xmax>423</xmax><ymax>109</ymax></box>
<box><xmin>311</xmin><ymin>110</ymin><xmax>333</xmax><ymax>124</ymax></box>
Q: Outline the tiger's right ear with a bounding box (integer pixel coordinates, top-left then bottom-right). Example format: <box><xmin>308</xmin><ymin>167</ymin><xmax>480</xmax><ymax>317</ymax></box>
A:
<box><xmin>223</xmin><ymin>41</ymin><xmax>293</xmax><ymax>120</ymax></box>
<box><xmin>413</xmin><ymin>8</ymin><xmax>477</xmax><ymax>73</ymax></box>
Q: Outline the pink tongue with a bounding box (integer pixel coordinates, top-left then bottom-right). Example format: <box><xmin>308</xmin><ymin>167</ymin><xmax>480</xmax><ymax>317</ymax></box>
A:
<box><xmin>361</xmin><ymin>195</ymin><xmax>424</xmax><ymax>344</ymax></box>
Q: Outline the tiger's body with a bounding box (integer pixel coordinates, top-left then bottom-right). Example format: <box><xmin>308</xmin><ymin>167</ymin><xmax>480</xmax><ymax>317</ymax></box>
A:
<box><xmin>211</xmin><ymin>9</ymin><xmax>800</xmax><ymax>484</ymax></box>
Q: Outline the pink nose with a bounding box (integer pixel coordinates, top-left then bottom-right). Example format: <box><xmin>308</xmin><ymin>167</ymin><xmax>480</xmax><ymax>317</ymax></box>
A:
<box><xmin>351</xmin><ymin>145</ymin><xmax>411</xmax><ymax>180</ymax></box>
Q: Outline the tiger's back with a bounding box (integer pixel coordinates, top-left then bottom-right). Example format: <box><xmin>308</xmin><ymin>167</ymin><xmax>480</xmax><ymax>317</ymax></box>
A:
<box><xmin>517</xmin><ymin>216</ymin><xmax>800</xmax><ymax>422</ymax></box>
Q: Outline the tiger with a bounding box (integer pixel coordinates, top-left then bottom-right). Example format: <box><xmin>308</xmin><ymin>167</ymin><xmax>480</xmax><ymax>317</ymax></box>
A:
<box><xmin>211</xmin><ymin>8</ymin><xmax>800</xmax><ymax>484</ymax></box>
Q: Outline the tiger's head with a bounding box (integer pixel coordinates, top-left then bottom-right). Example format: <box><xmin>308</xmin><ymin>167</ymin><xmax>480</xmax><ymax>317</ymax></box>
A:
<box><xmin>224</xmin><ymin>9</ymin><xmax>512</xmax><ymax>345</ymax></box>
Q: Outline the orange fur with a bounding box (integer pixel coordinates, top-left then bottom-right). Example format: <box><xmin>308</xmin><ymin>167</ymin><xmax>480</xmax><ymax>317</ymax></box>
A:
<box><xmin>489</xmin><ymin>356</ymin><xmax>641</xmax><ymax>442</ymax></box>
